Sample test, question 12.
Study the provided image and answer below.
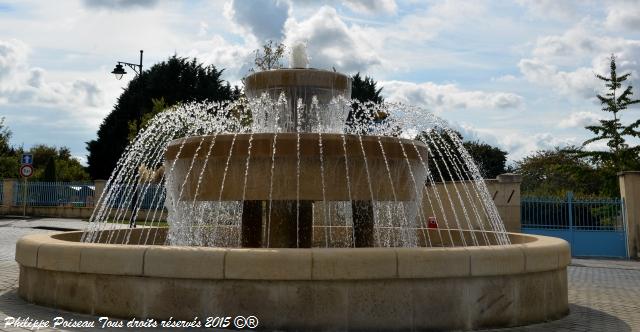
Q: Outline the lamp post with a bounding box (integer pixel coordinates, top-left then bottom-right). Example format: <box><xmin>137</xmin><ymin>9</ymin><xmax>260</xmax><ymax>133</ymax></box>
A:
<box><xmin>111</xmin><ymin>50</ymin><xmax>144</xmax><ymax>228</ymax></box>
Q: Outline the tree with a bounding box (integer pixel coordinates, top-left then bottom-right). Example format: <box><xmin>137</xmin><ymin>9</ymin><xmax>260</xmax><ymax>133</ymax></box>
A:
<box><xmin>86</xmin><ymin>55</ymin><xmax>235</xmax><ymax>180</ymax></box>
<box><xmin>463</xmin><ymin>140</ymin><xmax>507</xmax><ymax>179</ymax></box>
<box><xmin>0</xmin><ymin>117</ymin><xmax>11</xmax><ymax>156</ymax></box>
<box><xmin>581</xmin><ymin>54</ymin><xmax>640</xmax><ymax>171</ymax></box>
<box><xmin>43</xmin><ymin>157</ymin><xmax>57</xmax><ymax>181</ymax></box>
<box><xmin>422</xmin><ymin>129</ymin><xmax>507</xmax><ymax>181</ymax></box>
<box><xmin>253</xmin><ymin>40</ymin><xmax>286</xmax><ymax>71</ymax></box>
<box><xmin>26</xmin><ymin>145</ymin><xmax>89</xmax><ymax>182</ymax></box>
<box><xmin>347</xmin><ymin>73</ymin><xmax>386</xmax><ymax>133</ymax></box>
<box><xmin>515</xmin><ymin>146</ymin><xmax>609</xmax><ymax>197</ymax></box>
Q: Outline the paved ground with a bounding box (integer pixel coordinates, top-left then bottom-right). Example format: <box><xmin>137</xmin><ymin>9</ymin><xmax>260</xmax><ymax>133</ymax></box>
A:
<box><xmin>0</xmin><ymin>217</ymin><xmax>639</xmax><ymax>331</ymax></box>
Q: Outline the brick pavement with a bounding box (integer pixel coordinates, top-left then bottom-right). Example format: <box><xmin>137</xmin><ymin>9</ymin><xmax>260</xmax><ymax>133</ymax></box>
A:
<box><xmin>1</xmin><ymin>218</ymin><xmax>639</xmax><ymax>331</ymax></box>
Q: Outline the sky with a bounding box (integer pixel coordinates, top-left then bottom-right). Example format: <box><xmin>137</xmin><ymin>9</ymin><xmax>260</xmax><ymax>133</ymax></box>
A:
<box><xmin>0</xmin><ymin>0</ymin><xmax>639</xmax><ymax>165</ymax></box>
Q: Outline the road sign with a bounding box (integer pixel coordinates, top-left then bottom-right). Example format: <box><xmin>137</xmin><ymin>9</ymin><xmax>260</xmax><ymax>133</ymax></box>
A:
<box><xmin>19</xmin><ymin>164</ymin><xmax>33</xmax><ymax>178</ymax></box>
<box><xmin>21</xmin><ymin>154</ymin><xmax>33</xmax><ymax>165</ymax></box>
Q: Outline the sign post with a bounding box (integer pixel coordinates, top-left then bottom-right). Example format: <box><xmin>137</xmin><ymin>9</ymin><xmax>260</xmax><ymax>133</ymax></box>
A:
<box><xmin>20</xmin><ymin>154</ymin><xmax>33</xmax><ymax>217</ymax></box>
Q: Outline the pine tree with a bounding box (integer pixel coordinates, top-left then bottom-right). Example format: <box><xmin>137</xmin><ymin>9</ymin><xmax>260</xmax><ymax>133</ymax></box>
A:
<box><xmin>582</xmin><ymin>54</ymin><xmax>640</xmax><ymax>171</ymax></box>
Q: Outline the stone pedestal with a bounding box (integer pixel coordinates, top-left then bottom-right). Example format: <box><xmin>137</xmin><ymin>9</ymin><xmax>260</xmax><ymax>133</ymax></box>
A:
<box><xmin>2</xmin><ymin>179</ymin><xmax>15</xmax><ymax>207</ymax></box>
<box><xmin>619</xmin><ymin>171</ymin><xmax>640</xmax><ymax>259</ymax></box>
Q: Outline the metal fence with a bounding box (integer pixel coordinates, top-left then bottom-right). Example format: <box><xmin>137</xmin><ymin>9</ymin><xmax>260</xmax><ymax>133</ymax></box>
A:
<box><xmin>0</xmin><ymin>181</ymin><xmax>3</xmax><ymax>205</ymax></box>
<box><xmin>13</xmin><ymin>181</ymin><xmax>96</xmax><ymax>207</ymax></box>
<box><xmin>521</xmin><ymin>192</ymin><xmax>624</xmax><ymax>231</ymax></box>
<box><xmin>101</xmin><ymin>184</ymin><xmax>165</xmax><ymax>209</ymax></box>
<box><xmin>521</xmin><ymin>191</ymin><xmax>627</xmax><ymax>258</ymax></box>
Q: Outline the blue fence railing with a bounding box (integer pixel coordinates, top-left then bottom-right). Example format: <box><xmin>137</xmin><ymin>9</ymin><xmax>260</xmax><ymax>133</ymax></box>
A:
<box><xmin>521</xmin><ymin>192</ymin><xmax>624</xmax><ymax>231</ymax></box>
<box><xmin>13</xmin><ymin>181</ymin><xmax>96</xmax><ymax>207</ymax></box>
<box><xmin>101</xmin><ymin>184</ymin><xmax>165</xmax><ymax>209</ymax></box>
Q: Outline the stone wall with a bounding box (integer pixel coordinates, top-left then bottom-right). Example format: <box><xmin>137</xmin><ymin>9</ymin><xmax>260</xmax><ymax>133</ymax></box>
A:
<box><xmin>619</xmin><ymin>171</ymin><xmax>640</xmax><ymax>259</ymax></box>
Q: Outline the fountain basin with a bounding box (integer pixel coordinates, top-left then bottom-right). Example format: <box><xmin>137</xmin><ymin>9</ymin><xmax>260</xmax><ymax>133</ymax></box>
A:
<box><xmin>16</xmin><ymin>229</ymin><xmax>569</xmax><ymax>331</ymax></box>
<box><xmin>165</xmin><ymin>133</ymin><xmax>428</xmax><ymax>201</ymax></box>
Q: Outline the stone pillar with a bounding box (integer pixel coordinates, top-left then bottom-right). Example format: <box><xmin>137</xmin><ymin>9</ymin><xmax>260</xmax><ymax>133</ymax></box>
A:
<box><xmin>2</xmin><ymin>179</ymin><xmax>15</xmax><ymax>207</ymax></box>
<box><xmin>94</xmin><ymin>180</ymin><xmax>106</xmax><ymax>205</ymax></box>
<box><xmin>241</xmin><ymin>200</ymin><xmax>263</xmax><ymax>248</ymax></box>
<box><xmin>619</xmin><ymin>171</ymin><xmax>640</xmax><ymax>259</ymax></box>
<box><xmin>495</xmin><ymin>173</ymin><xmax>522</xmax><ymax>233</ymax></box>
<box><xmin>266</xmin><ymin>201</ymin><xmax>314</xmax><ymax>248</ymax></box>
<box><xmin>352</xmin><ymin>200</ymin><xmax>374</xmax><ymax>247</ymax></box>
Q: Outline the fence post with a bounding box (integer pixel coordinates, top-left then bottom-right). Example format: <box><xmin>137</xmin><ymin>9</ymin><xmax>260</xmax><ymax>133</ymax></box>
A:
<box><xmin>567</xmin><ymin>191</ymin><xmax>575</xmax><ymax>252</ymax></box>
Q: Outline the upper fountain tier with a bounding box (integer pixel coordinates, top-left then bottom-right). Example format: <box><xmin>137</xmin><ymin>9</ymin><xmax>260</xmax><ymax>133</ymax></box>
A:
<box><xmin>244</xmin><ymin>69</ymin><xmax>352</xmax><ymax>133</ymax></box>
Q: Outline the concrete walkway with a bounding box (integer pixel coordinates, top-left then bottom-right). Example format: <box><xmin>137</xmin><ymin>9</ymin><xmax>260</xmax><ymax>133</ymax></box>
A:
<box><xmin>1</xmin><ymin>218</ymin><xmax>639</xmax><ymax>331</ymax></box>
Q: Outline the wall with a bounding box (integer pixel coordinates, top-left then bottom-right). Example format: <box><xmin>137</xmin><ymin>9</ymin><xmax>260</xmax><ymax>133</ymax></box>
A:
<box><xmin>619</xmin><ymin>171</ymin><xmax>640</xmax><ymax>259</ymax></box>
<box><xmin>421</xmin><ymin>174</ymin><xmax>522</xmax><ymax>233</ymax></box>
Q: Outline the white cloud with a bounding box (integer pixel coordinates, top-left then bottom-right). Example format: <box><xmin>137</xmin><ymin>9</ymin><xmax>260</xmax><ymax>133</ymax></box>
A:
<box><xmin>225</xmin><ymin>0</ymin><xmax>290</xmax><ymax>42</ymax></box>
<box><xmin>515</xmin><ymin>0</ymin><xmax>578</xmax><ymax>20</ymax></box>
<box><xmin>382</xmin><ymin>80</ymin><xmax>523</xmax><ymax>113</ymax></box>
<box><xmin>558</xmin><ymin>111</ymin><xmax>601</xmax><ymax>128</ymax></box>
<box><xmin>454</xmin><ymin>122</ymin><xmax>578</xmax><ymax>161</ymax></box>
<box><xmin>605</xmin><ymin>1</ymin><xmax>640</xmax><ymax>31</ymax></box>
<box><xmin>0</xmin><ymin>39</ymin><xmax>104</xmax><ymax>118</ymax></box>
<box><xmin>81</xmin><ymin>0</ymin><xmax>160</xmax><ymax>10</ymax></box>
<box><xmin>0</xmin><ymin>39</ymin><xmax>28</xmax><ymax>80</ymax></box>
<box><xmin>518</xmin><ymin>58</ymin><xmax>598</xmax><ymax>98</ymax></box>
<box><xmin>519</xmin><ymin>21</ymin><xmax>640</xmax><ymax>99</ymax></box>
<box><xmin>283</xmin><ymin>6</ymin><xmax>381</xmax><ymax>73</ymax></box>
<box><xmin>343</xmin><ymin>0</ymin><xmax>397</xmax><ymax>15</ymax></box>
<box><xmin>188</xmin><ymin>35</ymin><xmax>255</xmax><ymax>82</ymax></box>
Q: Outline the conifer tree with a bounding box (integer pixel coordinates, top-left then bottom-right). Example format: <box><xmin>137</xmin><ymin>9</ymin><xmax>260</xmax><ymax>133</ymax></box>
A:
<box><xmin>581</xmin><ymin>54</ymin><xmax>640</xmax><ymax>171</ymax></box>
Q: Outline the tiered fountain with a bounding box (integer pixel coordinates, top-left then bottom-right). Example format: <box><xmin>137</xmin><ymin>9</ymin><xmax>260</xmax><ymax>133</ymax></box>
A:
<box><xmin>15</xmin><ymin>47</ymin><xmax>569</xmax><ymax>331</ymax></box>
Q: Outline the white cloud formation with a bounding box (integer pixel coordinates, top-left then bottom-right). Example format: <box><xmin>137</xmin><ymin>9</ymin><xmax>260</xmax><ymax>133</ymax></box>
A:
<box><xmin>0</xmin><ymin>39</ymin><xmax>103</xmax><ymax>110</ymax></box>
<box><xmin>558</xmin><ymin>111</ymin><xmax>601</xmax><ymax>128</ymax></box>
<box><xmin>605</xmin><ymin>1</ymin><xmax>640</xmax><ymax>31</ymax></box>
<box><xmin>343</xmin><ymin>0</ymin><xmax>397</xmax><ymax>15</ymax></box>
<box><xmin>283</xmin><ymin>6</ymin><xmax>381</xmax><ymax>73</ymax></box>
<box><xmin>188</xmin><ymin>35</ymin><xmax>255</xmax><ymax>83</ymax></box>
<box><xmin>82</xmin><ymin>0</ymin><xmax>159</xmax><ymax>10</ymax></box>
<box><xmin>225</xmin><ymin>0</ymin><xmax>290</xmax><ymax>42</ymax></box>
<box><xmin>519</xmin><ymin>22</ymin><xmax>640</xmax><ymax>99</ymax></box>
<box><xmin>382</xmin><ymin>80</ymin><xmax>523</xmax><ymax>113</ymax></box>
<box><xmin>518</xmin><ymin>59</ymin><xmax>598</xmax><ymax>98</ymax></box>
<box><xmin>0</xmin><ymin>39</ymin><xmax>28</xmax><ymax>80</ymax></box>
<box><xmin>516</xmin><ymin>0</ymin><xmax>579</xmax><ymax>20</ymax></box>
<box><xmin>454</xmin><ymin>123</ymin><xmax>578</xmax><ymax>161</ymax></box>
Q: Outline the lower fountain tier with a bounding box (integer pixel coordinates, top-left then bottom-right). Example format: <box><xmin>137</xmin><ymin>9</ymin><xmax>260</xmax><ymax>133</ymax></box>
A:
<box><xmin>165</xmin><ymin>133</ymin><xmax>429</xmax><ymax>202</ymax></box>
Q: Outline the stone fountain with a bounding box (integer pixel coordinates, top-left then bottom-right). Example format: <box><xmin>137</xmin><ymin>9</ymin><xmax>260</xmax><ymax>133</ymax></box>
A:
<box><xmin>15</xmin><ymin>48</ymin><xmax>570</xmax><ymax>331</ymax></box>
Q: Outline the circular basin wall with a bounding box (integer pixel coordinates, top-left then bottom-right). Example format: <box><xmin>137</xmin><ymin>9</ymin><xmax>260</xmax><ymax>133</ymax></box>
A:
<box><xmin>16</xmin><ymin>229</ymin><xmax>569</xmax><ymax>331</ymax></box>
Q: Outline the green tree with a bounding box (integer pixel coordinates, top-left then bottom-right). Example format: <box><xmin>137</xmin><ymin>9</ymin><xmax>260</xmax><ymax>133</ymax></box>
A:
<box><xmin>253</xmin><ymin>40</ymin><xmax>286</xmax><ymax>71</ymax></box>
<box><xmin>26</xmin><ymin>145</ymin><xmax>89</xmax><ymax>181</ymax></box>
<box><xmin>581</xmin><ymin>54</ymin><xmax>640</xmax><ymax>171</ymax></box>
<box><xmin>422</xmin><ymin>129</ymin><xmax>507</xmax><ymax>181</ymax></box>
<box><xmin>86</xmin><ymin>55</ymin><xmax>235</xmax><ymax>180</ymax></box>
<box><xmin>347</xmin><ymin>73</ymin><xmax>386</xmax><ymax>132</ymax></box>
<box><xmin>463</xmin><ymin>140</ymin><xmax>507</xmax><ymax>179</ymax></box>
<box><xmin>515</xmin><ymin>146</ymin><xmax>608</xmax><ymax>197</ymax></box>
<box><xmin>43</xmin><ymin>157</ymin><xmax>57</xmax><ymax>181</ymax></box>
<box><xmin>0</xmin><ymin>117</ymin><xmax>11</xmax><ymax>156</ymax></box>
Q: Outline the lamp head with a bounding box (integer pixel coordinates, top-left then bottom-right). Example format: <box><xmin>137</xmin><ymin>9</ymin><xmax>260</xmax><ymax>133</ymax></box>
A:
<box><xmin>111</xmin><ymin>63</ymin><xmax>127</xmax><ymax>80</ymax></box>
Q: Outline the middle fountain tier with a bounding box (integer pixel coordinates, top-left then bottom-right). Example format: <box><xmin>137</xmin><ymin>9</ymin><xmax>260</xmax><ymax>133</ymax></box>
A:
<box><xmin>164</xmin><ymin>68</ymin><xmax>429</xmax><ymax>249</ymax></box>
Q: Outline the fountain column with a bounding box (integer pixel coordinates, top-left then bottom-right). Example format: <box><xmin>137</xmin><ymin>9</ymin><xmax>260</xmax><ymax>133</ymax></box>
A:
<box><xmin>244</xmin><ymin>69</ymin><xmax>352</xmax><ymax>248</ymax></box>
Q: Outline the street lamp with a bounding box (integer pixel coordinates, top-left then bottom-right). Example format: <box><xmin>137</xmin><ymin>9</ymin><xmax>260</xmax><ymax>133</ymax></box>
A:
<box><xmin>111</xmin><ymin>50</ymin><xmax>144</xmax><ymax>229</ymax></box>
<box><xmin>111</xmin><ymin>50</ymin><xmax>143</xmax><ymax>80</ymax></box>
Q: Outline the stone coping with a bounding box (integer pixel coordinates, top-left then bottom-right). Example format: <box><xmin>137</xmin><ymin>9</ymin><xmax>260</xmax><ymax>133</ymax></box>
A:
<box><xmin>16</xmin><ymin>229</ymin><xmax>570</xmax><ymax>281</ymax></box>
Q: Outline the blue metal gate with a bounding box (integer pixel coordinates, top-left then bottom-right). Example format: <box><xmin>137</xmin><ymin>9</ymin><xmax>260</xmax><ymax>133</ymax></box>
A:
<box><xmin>521</xmin><ymin>192</ymin><xmax>628</xmax><ymax>258</ymax></box>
